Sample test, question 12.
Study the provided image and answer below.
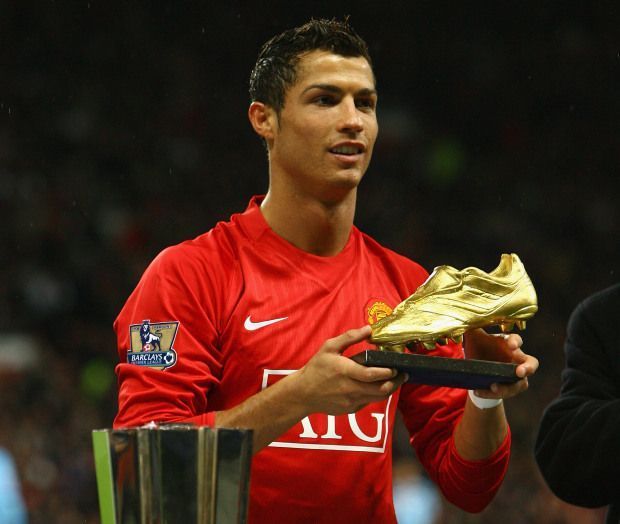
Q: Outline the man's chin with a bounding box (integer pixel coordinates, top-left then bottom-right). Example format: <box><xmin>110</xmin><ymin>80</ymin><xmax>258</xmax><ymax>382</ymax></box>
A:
<box><xmin>319</xmin><ymin>173</ymin><xmax>364</xmax><ymax>203</ymax></box>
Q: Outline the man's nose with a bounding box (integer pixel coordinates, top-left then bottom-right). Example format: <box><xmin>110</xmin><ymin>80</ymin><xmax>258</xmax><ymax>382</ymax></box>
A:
<box><xmin>338</xmin><ymin>98</ymin><xmax>363</xmax><ymax>133</ymax></box>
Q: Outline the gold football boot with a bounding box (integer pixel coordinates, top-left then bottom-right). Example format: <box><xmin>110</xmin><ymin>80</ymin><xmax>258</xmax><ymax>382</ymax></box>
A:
<box><xmin>369</xmin><ymin>253</ymin><xmax>538</xmax><ymax>352</ymax></box>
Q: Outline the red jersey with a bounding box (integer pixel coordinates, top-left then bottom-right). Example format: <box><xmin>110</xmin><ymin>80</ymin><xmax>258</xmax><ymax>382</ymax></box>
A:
<box><xmin>114</xmin><ymin>196</ymin><xmax>510</xmax><ymax>523</ymax></box>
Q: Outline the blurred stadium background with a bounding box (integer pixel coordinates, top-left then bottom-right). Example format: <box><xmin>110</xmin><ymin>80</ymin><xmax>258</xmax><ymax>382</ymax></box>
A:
<box><xmin>1</xmin><ymin>2</ymin><xmax>618</xmax><ymax>522</ymax></box>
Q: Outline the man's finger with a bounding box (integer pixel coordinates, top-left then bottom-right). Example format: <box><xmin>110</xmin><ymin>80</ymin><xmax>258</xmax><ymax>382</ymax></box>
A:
<box><xmin>379</xmin><ymin>372</ymin><xmax>409</xmax><ymax>394</ymax></box>
<box><xmin>347</xmin><ymin>363</ymin><xmax>397</xmax><ymax>383</ymax></box>
<box><xmin>322</xmin><ymin>325</ymin><xmax>372</xmax><ymax>354</ymax></box>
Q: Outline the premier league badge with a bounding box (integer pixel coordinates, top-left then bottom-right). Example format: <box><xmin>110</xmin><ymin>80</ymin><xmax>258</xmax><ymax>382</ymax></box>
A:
<box><xmin>127</xmin><ymin>320</ymin><xmax>179</xmax><ymax>369</ymax></box>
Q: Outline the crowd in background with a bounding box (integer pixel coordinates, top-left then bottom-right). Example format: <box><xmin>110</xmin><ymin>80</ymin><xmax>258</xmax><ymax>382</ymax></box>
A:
<box><xmin>1</xmin><ymin>3</ymin><xmax>618</xmax><ymax>523</ymax></box>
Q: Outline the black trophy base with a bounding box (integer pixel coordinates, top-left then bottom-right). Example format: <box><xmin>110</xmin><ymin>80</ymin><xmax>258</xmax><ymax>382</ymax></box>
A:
<box><xmin>351</xmin><ymin>350</ymin><xmax>519</xmax><ymax>390</ymax></box>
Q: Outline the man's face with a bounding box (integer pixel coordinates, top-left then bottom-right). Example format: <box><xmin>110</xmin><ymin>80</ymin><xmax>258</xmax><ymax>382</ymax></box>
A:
<box><xmin>268</xmin><ymin>50</ymin><xmax>378</xmax><ymax>203</ymax></box>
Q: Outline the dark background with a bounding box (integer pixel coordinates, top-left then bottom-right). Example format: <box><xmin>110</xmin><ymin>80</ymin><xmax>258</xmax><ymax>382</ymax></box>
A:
<box><xmin>1</xmin><ymin>1</ymin><xmax>618</xmax><ymax>522</ymax></box>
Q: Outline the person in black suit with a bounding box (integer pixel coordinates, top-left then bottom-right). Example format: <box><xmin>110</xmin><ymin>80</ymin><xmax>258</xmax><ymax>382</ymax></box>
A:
<box><xmin>536</xmin><ymin>283</ymin><xmax>620</xmax><ymax>524</ymax></box>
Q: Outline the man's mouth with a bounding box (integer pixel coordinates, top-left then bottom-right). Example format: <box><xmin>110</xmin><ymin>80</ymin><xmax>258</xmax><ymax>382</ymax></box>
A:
<box><xmin>329</xmin><ymin>145</ymin><xmax>364</xmax><ymax>155</ymax></box>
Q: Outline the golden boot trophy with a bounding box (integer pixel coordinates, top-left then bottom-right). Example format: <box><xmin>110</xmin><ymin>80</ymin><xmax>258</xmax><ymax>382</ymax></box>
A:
<box><xmin>353</xmin><ymin>254</ymin><xmax>538</xmax><ymax>389</ymax></box>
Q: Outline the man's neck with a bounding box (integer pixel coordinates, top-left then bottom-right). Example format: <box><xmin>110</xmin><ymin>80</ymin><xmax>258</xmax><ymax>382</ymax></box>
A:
<box><xmin>260</xmin><ymin>189</ymin><xmax>356</xmax><ymax>257</ymax></box>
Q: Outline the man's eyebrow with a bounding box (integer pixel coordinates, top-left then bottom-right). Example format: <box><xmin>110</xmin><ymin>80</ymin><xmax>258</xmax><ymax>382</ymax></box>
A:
<box><xmin>302</xmin><ymin>84</ymin><xmax>378</xmax><ymax>96</ymax></box>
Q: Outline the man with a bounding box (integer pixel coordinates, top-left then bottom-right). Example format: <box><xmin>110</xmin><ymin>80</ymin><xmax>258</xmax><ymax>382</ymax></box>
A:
<box><xmin>535</xmin><ymin>283</ymin><xmax>620</xmax><ymax>524</ymax></box>
<box><xmin>114</xmin><ymin>19</ymin><xmax>538</xmax><ymax>523</ymax></box>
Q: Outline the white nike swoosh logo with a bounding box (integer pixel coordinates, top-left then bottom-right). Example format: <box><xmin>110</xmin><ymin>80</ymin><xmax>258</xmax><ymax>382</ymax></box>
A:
<box><xmin>244</xmin><ymin>315</ymin><xmax>288</xmax><ymax>331</ymax></box>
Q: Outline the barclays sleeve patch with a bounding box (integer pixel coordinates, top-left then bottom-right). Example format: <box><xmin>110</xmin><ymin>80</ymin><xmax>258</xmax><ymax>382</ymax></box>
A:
<box><xmin>128</xmin><ymin>320</ymin><xmax>179</xmax><ymax>369</ymax></box>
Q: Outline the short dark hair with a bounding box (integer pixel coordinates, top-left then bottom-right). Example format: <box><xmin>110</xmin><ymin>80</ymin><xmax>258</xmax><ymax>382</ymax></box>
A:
<box><xmin>249</xmin><ymin>18</ymin><xmax>372</xmax><ymax>113</ymax></box>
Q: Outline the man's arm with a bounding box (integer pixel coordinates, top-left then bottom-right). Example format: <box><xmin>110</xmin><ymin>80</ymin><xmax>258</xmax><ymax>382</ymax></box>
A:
<box><xmin>399</xmin><ymin>329</ymin><xmax>534</xmax><ymax>513</ymax></box>
<box><xmin>455</xmin><ymin>329</ymin><xmax>538</xmax><ymax>460</ymax></box>
<box><xmin>535</xmin><ymin>291</ymin><xmax>620</xmax><ymax>508</ymax></box>
<box><xmin>215</xmin><ymin>326</ymin><xmax>537</xmax><ymax>457</ymax></box>
<box><xmin>215</xmin><ymin>325</ymin><xmax>407</xmax><ymax>452</ymax></box>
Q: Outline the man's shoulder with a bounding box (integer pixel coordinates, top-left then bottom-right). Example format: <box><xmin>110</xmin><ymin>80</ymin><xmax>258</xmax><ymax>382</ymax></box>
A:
<box><xmin>356</xmin><ymin>230</ymin><xmax>429</xmax><ymax>295</ymax></box>
<box><xmin>579</xmin><ymin>283</ymin><xmax>620</xmax><ymax>312</ymax></box>
<box><xmin>146</xmin><ymin>213</ymin><xmax>251</xmax><ymax>278</ymax></box>
<box><xmin>358</xmin><ymin>230</ymin><xmax>428</xmax><ymax>276</ymax></box>
<box><xmin>573</xmin><ymin>282</ymin><xmax>620</xmax><ymax>324</ymax></box>
<box><xmin>568</xmin><ymin>282</ymin><xmax>620</xmax><ymax>342</ymax></box>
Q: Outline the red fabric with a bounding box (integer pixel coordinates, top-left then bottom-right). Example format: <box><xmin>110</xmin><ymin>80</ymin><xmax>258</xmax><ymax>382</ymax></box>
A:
<box><xmin>398</xmin><ymin>341</ymin><xmax>511</xmax><ymax>513</ymax></box>
<box><xmin>113</xmin><ymin>196</ymin><xmax>510</xmax><ymax>523</ymax></box>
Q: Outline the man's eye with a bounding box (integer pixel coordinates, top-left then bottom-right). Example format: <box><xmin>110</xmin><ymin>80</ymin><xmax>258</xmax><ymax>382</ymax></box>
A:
<box><xmin>314</xmin><ymin>95</ymin><xmax>335</xmax><ymax>105</ymax></box>
<box><xmin>356</xmin><ymin>99</ymin><xmax>375</xmax><ymax>110</ymax></box>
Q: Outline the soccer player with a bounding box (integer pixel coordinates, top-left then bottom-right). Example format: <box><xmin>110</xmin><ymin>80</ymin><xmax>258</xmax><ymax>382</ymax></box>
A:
<box><xmin>114</xmin><ymin>18</ymin><xmax>539</xmax><ymax>523</ymax></box>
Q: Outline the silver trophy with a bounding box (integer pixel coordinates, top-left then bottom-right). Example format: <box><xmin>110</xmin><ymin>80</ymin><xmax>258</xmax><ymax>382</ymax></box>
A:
<box><xmin>92</xmin><ymin>425</ymin><xmax>253</xmax><ymax>524</ymax></box>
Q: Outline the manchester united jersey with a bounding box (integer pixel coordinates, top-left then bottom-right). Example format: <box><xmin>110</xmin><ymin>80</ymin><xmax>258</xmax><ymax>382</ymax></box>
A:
<box><xmin>114</xmin><ymin>196</ymin><xmax>510</xmax><ymax>523</ymax></box>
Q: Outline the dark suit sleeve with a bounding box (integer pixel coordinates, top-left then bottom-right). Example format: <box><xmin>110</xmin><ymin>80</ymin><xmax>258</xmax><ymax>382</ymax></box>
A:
<box><xmin>535</xmin><ymin>285</ymin><xmax>620</xmax><ymax>508</ymax></box>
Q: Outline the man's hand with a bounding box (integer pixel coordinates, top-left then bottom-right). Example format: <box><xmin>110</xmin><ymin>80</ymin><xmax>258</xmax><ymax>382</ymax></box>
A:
<box><xmin>454</xmin><ymin>327</ymin><xmax>538</xmax><ymax>460</ymax></box>
<box><xmin>464</xmin><ymin>328</ymin><xmax>539</xmax><ymax>400</ymax></box>
<box><xmin>295</xmin><ymin>325</ymin><xmax>408</xmax><ymax>416</ymax></box>
<box><xmin>215</xmin><ymin>325</ymin><xmax>407</xmax><ymax>453</ymax></box>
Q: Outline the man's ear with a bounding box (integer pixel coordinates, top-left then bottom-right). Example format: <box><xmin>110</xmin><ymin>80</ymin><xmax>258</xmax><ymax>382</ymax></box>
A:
<box><xmin>248</xmin><ymin>101</ymin><xmax>277</xmax><ymax>142</ymax></box>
